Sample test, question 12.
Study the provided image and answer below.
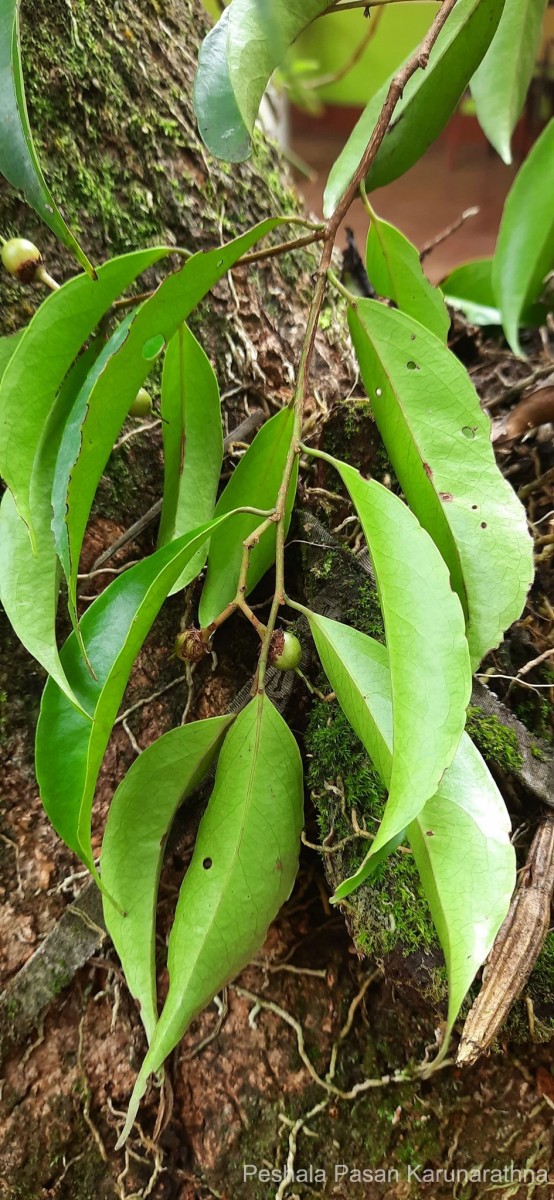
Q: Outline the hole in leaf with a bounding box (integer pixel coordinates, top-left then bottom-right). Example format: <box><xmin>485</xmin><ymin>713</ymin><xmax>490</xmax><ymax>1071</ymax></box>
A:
<box><xmin>481</xmin><ymin>521</ymin><xmax>487</xmax><ymax>529</ymax></box>
<box><xmin>406</xmin><ymin>360</ymin><xmax>419</xmax><ymax>370</ymax></box>
<box><xmin>142</xmin><ymin>334</ymin><xmax>165</xmax><ymax>361</ymax></box>
<box><xmin>471</xmin><ymin>504</ymin><xmax>478</xmax><ymax>511</ymax></box>
<box><xmin>426</xmin><ymin>830</ymin><xmax>435</xmax><ymax>837</ymax></box>
<box><xmin>203</xmin><ymin>857</ymin><xmax>213</xmax><ymax>870</ymax></box>
<box><xmin>461</xmin><ymin>426</ymin><xmax>476</xmax><ymax>439</ymax></box>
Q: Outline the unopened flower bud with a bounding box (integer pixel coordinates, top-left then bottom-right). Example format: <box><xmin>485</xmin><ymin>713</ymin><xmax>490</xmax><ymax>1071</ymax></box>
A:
<box><xmin>174</xmin><ymin>627</ymin><xmax>209</xmax><ymax>664</ymax></box>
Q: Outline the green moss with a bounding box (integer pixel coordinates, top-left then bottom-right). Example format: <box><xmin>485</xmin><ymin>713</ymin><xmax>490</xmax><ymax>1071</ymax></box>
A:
<box><xmin>306</xmin><ymin>699</ymin><xmax>438</xmax><ymax>963</ymax></box>
<box><xmin>465</xmin><ymin>707</ymin><xmax>524</xmax><ymax>773</ymax></box>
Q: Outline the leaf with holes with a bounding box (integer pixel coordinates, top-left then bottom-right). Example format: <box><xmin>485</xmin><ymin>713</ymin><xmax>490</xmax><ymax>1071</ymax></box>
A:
<box><xmin>117</xmin><ymin>693</ymin><xmax>304</xmax><ymax>1145</ymax></box>
<box><xmin>471</xmin><ymin>0</ymin><xmax>548</xmax><ymax>165</ymax></box>
<box><xmin>101</xmin><ymin>715</ymin><xmax>234</xmax><ymax>1044</ymax></box>
<box><xmin>0</xmin><ymin>341</ymin><xmax>103</xmax><ymax>711</ymax></box>
<box><xmin>158</xmin><ymin>324</ymin><xmax>223</xmax><ymax>593</ymax></box>
<box><xmin>0</xmin><ymin>247</ymin><xmax>170</xmax><ymax>541</ymax></box>
<box><xmin>324</xmin><ymin>0</ymin><xmax>505</xmax><ymax>216</ymax></box>
<box><xmin>35</xmin><ymin>515</ymin><xmax>234</xmax><ymax>875</ymax></box>
<box><xmin>492</xmin><ymin>119</ymin><xmax>554</xmax><ymax>355</ymax></box>
<box><xmin>199</xmin><ymin>405</ymin><xmax>297</xmax><ymax>627</ymax></box>
<box><xmin>302</xmin><ymin>454</ymin><xmax>471</xmax><ymax>858</ymax></box>
<box><xmin>301</xmin><ymin>617</ymin><xmax>514</xmax><ymax>1038</ymax></box>
<box><xmin>49</xmin><ymin>218</ymin><xmax>289</xmax><ymax>626</ymax></box>
<box><xmin>347</xmin><ymin>299</ymin><xmax>534</xmax><ymax>665</ymax></box>
<box><xmin>194</xmin><ymin>0</ymin><xmax>330</xmax><ymax>161</ymax></box>
<box><xmin>0</xmin><ymin>1</ymin><xmax>92</xmax><ymax>271</ymax></box>
<box><xmin>365</xmin><ymin>210</ymin><xmax>449</xmax><ymax>340</ymax></box>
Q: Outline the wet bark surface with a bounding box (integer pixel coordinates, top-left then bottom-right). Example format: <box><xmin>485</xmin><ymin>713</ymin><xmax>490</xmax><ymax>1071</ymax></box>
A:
<box><xmin>1</xmin><ymin>2</ymin><xmax>554</xmax><ymax>1197</ymax></box>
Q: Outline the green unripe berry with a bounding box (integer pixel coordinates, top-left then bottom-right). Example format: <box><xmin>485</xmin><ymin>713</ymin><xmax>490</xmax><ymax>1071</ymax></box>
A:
<box><xmin>129</xmin><ymin>387</ymin><xmax>153</xmax><ymax>418</ymax></box>
<box><xmin>269</xmin><ymin>630</ymin><xmax>302</xmax><ymax>671</ymax></box>
<box><xmin>1</xmin><ymin>237</ymin><xmax>42</xmax><ymax>283</ymax></box>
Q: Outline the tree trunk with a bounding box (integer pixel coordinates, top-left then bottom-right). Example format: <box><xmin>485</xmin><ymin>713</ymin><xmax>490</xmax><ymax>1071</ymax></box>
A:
<box><xmin>1</xmin><ymin>4</ymin><xmax>553</xmax><ymax>1197</ymax></box>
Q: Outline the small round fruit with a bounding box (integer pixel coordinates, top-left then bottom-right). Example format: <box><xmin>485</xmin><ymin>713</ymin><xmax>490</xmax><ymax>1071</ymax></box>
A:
<box><xmin>174</xmin><ymin>628</ymin><xmax>209</xmax><ymax>664</ymax></box>
<box><xmin>1</xmin><ymin>237</ymin><xmax>42</xmax><ymax>283</ymax></box>
<box><xmin>129</xmin><ymin>387</ymin><xmax>153</xmax><ymax>418</ymax></box>
<box><xmin>269</xmin><ymin>630</ymin><xmax>302</xmax><ymax>671</ymax></box>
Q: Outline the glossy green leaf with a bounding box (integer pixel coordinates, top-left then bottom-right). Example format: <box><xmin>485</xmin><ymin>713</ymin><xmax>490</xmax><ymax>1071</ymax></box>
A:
<box><xmin>0</xmin><ymin>341</ymin><xmax>103</xmax><ymax>711</ymax></box>
<box><xmin>0</xmin><ymin>247</ymin><xmax>170</xmax><ymax>540</ymax></box>
<box><xmin>194</xmin><ymin>0</ymin><xmax>329</xmax><ymax>161</ymax></box>
<box><xmin>471</xmin><ymin>0</ymin><xmax>548</xmax><ymax>164</ymax></box>
<box><xmin>0</xmin><ymin>331</ymin><xmax>23</xmax><ymax>382</ymax></box>
<box><xmin>441</xmin><ymin>257</ymin><xmax>502</xmax><ymax>325</ymax></box>
<box><xmin>442</xmin><ymin>257</ymin><xmax>547</xmax><ymax>328</ymax></box>
<box><xmin>199</xmin><ymin>405</ymin><xmax>298</xmax><ymax>627</ymax></box>
<box><xmin>35</xmin><ymin>515</ymin><xmax>233</xmax><ymax>874</ymax></box>
<box><xmin>158</xmin><ymin>324</ymin><xmax>223</xmax><ymax>593</ymax></box>
<box><xmin>304</xmin><ymin>455</ymin><xmax>471</xmax><ymax>857</ymax></box>
<box><xmin>324</xmin><ymin>0</ymin><xmax>505</xmax><ymax>216</ymax></box>
<box><xmin>0</xmin><ymin>2</ymin><xmax>92</xmax><ymax>272</ymax></box>
<box><xmin>365</xmin><ymin>210</ymin><xmax>449</xmax><ymax>340</ymax></box>
<box><xmin>347</xmin><ymin>299</ymin><xmax>534</xmax><ymax>666</ymax></box>
<box><xmin>492</xmin><ymin>119</ymin><xmax>554</xmax><ymax>355</ymax></box>
<box><xmin>304</xmin><ymin>620</ymin><xmax>514</xmax><ymax>1034</ymax></box>
<box><xmin>117</xmin><ymin>693</ymin><xmax>304</xmax><ymax>1145</ymax></box>
<box><xmin>101</xmin><ymin>715</ymin><xmax>234</xmax><ymax>1044</ymax></box>
<box><xmin>49</xmin><ymin>219</ymin><xmax>288</xmax><ymax>621</ymax></box>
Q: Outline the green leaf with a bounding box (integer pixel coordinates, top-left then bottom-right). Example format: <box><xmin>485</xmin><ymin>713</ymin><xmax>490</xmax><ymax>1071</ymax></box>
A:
<box><xmin>117</xmin><ymin>693</ymin><xmax>303</xmax><ymax>1146</ymax></box>
<box><xmin>441</xmin><ymin>257</ymin><xmax>502</xmax><ymax>325</ymax></box>
<box><xmin>49</xmin><ymin>218</ymin><xmax>289</xmax><ymax>621</ymax></box>
<box><xmin>365</xmin><ymin>210</ymin><xmax>449</xmax><ymax>340</ymax></box>
<box><xmin>194</xmin><ymin>0</ymin><xmax>330</xmax><ymax>161</ymax></box>
<box><xmin>0</xmin><ymin>247</ymin><xmax>170</xmax><ymax>540</ymax></box>
<box><xmin>35</xmin><ymin>515</ymin><xmax>233</xmax><ymax>874</ymax></box>
<box><xmin>324</xmin><ymin>0</ymin><xmax>505</xmax><ymax>217</ymax></box>
<box><xmin>199</xmin><ymin>405</ymin><xmax>298</xmax><ymax>627</ymax></box>
<box><xmin>492</xmin><ymin>119</ymin><xmax>554</xmax><ymax>355</ymax></box>
<box><xmin>0</xmin><ymin>331</ymin><xmax>24</xmax><ymax>382</ymax></box>
<box><xmin>0</xmin><ymin>341</ymin><xmax>103</xmax><ymax>711</ymax></box>
<box><xmin>0</xmin><ymin>2</ymin><xmax>92</xmax><ymax>272</ymax></box>
<box><xmin>304</xmin><ymin>622</ymin><xmax>514</xmax><ymax>1035</ymax></box>
<box><xmin>157</xmin><ymin>324</ymin><xmax>223</xmax><ymax>592</ymax></box>
<box><xmin>101</xmin><ymin>715</ymin><xmax>234</xmax><ymax>1044</ymax></box>
<box><xmin>347</xmin><ymin>299</ymin><xmax>534</xmax><ymax>666</ymax></box>
<box><xmin>302</xmin><ymin>457</ymin><xmax>471</xmax><ymax>857</ymax></box>
<box><xmin>471</xmin><ymin>0</ymin><xmax>548</xmax><ymax>164</ymax></box>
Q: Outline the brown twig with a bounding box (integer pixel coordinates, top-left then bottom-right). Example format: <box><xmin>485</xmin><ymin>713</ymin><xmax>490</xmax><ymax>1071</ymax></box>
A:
<box><xmin>457</xmin><ymin>815</ymin><xmax>554</xmax><ymax>1067</ymax></box>
<box><xmin>420</xmin><ymin>206</ymin><xmax>479</xmax><ymax>262</ymax></box>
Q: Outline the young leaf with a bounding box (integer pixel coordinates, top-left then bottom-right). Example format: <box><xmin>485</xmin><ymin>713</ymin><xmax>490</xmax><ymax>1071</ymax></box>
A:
<box><xmin>49</xmin><ymin>218</ymin><xmax>289</xmax><ymax>619</ymax></box>
<box><xmin>300</xmin><ymin>457</ymin><xmax>471</xmax><ymax>856</ymax></box>
<box><xmin>365</xmin><ymin>211</ymin><xmax>449</xmax><ymax>341</ymax></box>
<box><xmin>101</xmin><ymin>715</ymin><xmax>234</xmax><ymax>1044</ymax></box>
<box><xmin>0</xmin><ymin>2</ymin><xmax>93</xmax><ymax>272</ymax></box>
<box><xmin>199</xmin><ymin>406</ymin><xmax>298</xmax><ymax>627</ymax></box>
<box><xmin>471</xmin><ymin>0</ymin><xmax>549</xmax><ymax>165</ymax></box>
<box><xmin>194</xmin><ymin>0</ymin><xmax>330</xmax><ymax>161</ymax></box>
<box><xmin>35</xmin><ymin>515</ymin><xmax>234</xmax><ymax>874</ymax></box>
<box><xmin>0</xmin><ymin>247</ymin><xmax>170</xmax><ymax>540</ymax></box>
<box><xmin>347</xmin><ymin>299</ymin><xmax>534</xmax><ymax>666</ymax></box>
<box><xmin>492</xmin><ymin>119</ymin><xmax>554</xmax><ymax>355</ymax></box>
<box><xmin>305</xmin><ymin>623</ymin><xmax>514</xmax><ymax>1037</ymax></box>
<box><xmin>324</xmin><ymin>0</ymin><xmax>505</xmax><ymax>216</ymax></box>
<box><xmin>0</xmin><ymin>341</ymin><xmax>103</xmax><ymax>711</ymax></box>
<box><xmin>117</xmin><ymin>694</ymin><xmax>304</xmax><ymax>1145</ymax></box>
<box><xmin>157</xmin><ymin>324</ymin><xmax>223</xmax><ymax>592</ymax></box>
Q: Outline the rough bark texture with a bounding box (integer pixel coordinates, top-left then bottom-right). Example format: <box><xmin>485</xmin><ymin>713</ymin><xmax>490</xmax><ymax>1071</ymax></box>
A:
<box><xmin>2</xmin><ymin>3</ymin><xmax>554</xmax><ymax>1197</ymax></box>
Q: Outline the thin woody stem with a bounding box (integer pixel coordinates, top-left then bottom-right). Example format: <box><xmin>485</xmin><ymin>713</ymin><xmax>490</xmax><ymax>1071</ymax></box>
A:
<box><xmin>252</xmin><ymin>0</ymin><xmax>458</xmax><ymax>693</ymax></box>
